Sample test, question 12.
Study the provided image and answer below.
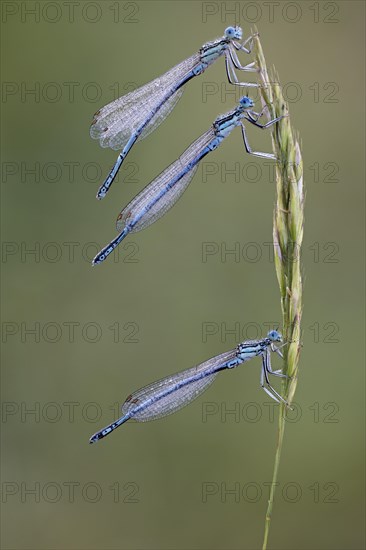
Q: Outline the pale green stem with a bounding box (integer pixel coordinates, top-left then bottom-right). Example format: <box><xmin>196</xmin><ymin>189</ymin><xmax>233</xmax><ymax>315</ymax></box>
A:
<box><xmin>252</xmin><ymin>32</ymin><xmax>304</xmax><ymax>550</ymax></box>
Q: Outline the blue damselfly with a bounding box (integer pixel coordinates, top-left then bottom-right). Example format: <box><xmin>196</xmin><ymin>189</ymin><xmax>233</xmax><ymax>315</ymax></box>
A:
<box><xmin>91</xmin><ymin>26</ymin><xmax>258</xmax><ymax>199</ymax></box>
<box><xmin>93</xmin><ymin>96</ymin><xmax>285</xmax><ymax>265</ymax></box>
<box><xmin>89</xmin><ymin>330</ymin><xmax>288</xmax><ymax>444</ymax></box>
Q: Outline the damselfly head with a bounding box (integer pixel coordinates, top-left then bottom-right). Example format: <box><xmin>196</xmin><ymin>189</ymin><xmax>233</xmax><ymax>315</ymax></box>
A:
<box><xmin>239</xmin><ymin>96</ymin><xmax>254</xmax><ymax>109</ymax></box>
<box><xmin>224</xmin><ymin>26</ymin><xmax>242</xmax><ymax>41</ymax></box>
<box><xmin>267</xmin><ymin>330</ymin><xmax>282</xmax><ymax>343</ymax></box>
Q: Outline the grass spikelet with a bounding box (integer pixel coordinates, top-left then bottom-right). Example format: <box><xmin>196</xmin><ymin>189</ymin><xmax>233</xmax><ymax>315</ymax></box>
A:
<box><xmin>253</xmin><ymin>32</ymin><xmax>305</xmax><ymax>550</ymax></box>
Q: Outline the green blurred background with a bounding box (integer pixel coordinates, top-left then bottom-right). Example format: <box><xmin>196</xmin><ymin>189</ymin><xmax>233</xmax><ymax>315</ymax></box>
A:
<box><xmin>1</xmin><ymin>1</ymin><xmax>365</xmax><ymax>548</ymax></box>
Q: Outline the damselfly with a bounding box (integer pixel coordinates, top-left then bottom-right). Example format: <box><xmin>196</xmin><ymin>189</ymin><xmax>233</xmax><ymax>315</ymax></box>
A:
<box><xmin>89</xmin><ymin>330</ymin><xmax>288</xmax><ymax>444</ymax></box>
<box><xmin>91</xmin><ymin>26</ymin><xmax>258</xmax><ymax>200</ymax></box>
<box><xmin>93</xmin><ymin>96</ymin><xmax>285</xmax><ymax>265</ymax></box>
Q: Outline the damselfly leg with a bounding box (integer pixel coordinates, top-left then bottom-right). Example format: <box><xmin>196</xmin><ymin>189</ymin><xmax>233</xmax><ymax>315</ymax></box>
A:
<box><xmin>260</xmin><ymin>350</ymin><xmax>290</xmax><ymax>406</ymax></box>
<box><xmin>241</xmin><ymin>113</ymin><xmax>286</xmax><ymax>160</ymax></box>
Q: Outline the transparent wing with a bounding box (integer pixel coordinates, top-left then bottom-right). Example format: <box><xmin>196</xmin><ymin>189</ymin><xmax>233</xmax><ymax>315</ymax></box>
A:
<box><xmin>95</xmin><ymin>88</ymin><xmax>185</xmax><ymax>151</ymax></box>
<box><xmin>90</xmin><ymin>53</ymin><xmax>200</xmax><ymax>151</ymax></box>
<box><xmin>116</xmin><ymin>128</ymin><xmax>215</xmax><ymax>233</ymax></box>
<box><xmin>138</xmin><ymin>88</ymin><xmax>184</xmax><ymax>141</ymax></box>
<box><xmin>122</xmin><ymin>349</ymin><xmax>238</xmax><ymax>422</ymax></box>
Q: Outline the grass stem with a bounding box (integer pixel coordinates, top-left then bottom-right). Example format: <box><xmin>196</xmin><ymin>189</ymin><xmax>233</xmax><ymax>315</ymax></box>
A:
<box><xmin>253</xmin><ymin>32</ymin><xmax>305</xmax><ymax>550</ymax></box>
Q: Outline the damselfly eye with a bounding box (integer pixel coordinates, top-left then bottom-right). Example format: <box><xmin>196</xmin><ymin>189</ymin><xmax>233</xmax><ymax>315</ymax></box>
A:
<box><xmin>239</xmin><ymin>96</ymin><xmax>253</xmax><ymax>109</ymax></box>
<box><xmin>268</xmin><ymin>330</ymin><xmax>282</xmax><ymax>342</ymax></box>
<box><xmin>224</xmin><ymin>26</ymin><xmax>235</xmax><ymax>38</ymax></box>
